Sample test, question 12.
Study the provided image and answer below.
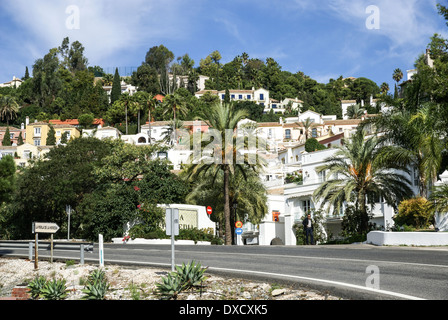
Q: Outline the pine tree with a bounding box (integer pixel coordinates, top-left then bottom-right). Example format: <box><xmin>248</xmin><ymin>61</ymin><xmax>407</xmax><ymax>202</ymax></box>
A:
<box><xmin>2</xmin><ymin>127</ymin><xmax>11</xmax><ymax>146</ymax></box>
<box><xmin>46</xmin><ymin>126</ymin><xmax>56</xmax><ymax>146</ymax></box>
<box><xmin>17</xmin><ymin>132</ymin><xmax>23</xmax><ymax>145</ymax></box>
<box><xmin>110</xmin><ymin>68</ymin><xmax>122</xmax><ymax>105</ymax></box>
<box><xmin>23</xmin><ymin>67</ymin><xmax>30</xmax><ymax>80</ymax></box>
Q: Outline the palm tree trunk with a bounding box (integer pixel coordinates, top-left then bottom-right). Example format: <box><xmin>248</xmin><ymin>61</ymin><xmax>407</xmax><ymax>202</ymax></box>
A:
<box><xmin>224</xmin><ymin>165</ymin><xmax>232</xmax><ymax>245</ymax></box>
<box><xmin>173</xmin><ymin>107</ymin><xmax>177</xmax><ymax>145</ymax></box>
<box><xmin>125</xmin><ymin>103</ymin><xmax>128</xmax><ymax>135</ymax></box>
<box><xmin>148</xmin><ymin>105</ymin><xmax>152</xmax><ymax>143</ymax></box>
<box><xmin>358</xmin><ymin>191</ymin><xmax>368</xmax><ymax>234</ymax></box>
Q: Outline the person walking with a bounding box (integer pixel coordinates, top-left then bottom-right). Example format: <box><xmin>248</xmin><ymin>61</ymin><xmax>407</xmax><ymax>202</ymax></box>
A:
<box><xmin>302</xmin><ymin>214</ymin><xmax>314</xmax><ymax>245</ymax></box>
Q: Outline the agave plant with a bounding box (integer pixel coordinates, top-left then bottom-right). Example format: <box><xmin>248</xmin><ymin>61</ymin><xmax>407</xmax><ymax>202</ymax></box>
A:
<box><xmin>175</xmin><ymin>260</ymin><xmax>208</xmax><ymax>290</ymax></box>
<box><xmin>155</xmin><ymin>272</ymin><xmax>185</xmax><ymax>300</ymax></box>
<box><xmin>40</xmin><ymin>278</ymin><xmax>68</xmax><ymax>300</ymax></box>
<box><xmin>82</xmin><ymin>269</ymin><xmax>110</xmax><ymax>300</ymax></box>
<box><xmin>27</xmin><ymin>276</ymin><xmax>47</xmax><ymax>299</ymax></box>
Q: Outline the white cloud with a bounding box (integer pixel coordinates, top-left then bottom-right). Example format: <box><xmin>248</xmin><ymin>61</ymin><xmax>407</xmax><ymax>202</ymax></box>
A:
<box><xmin>0</xmin><ymin>0</ymin><xmax>198</xmax><ymax>67</ymax></box>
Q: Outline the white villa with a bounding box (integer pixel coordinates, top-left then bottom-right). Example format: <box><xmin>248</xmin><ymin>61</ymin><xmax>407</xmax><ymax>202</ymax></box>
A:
<box><xmin>195</xmin><ymin>87</ymin><xmax>303</xmax><ymax>114</ymax></box>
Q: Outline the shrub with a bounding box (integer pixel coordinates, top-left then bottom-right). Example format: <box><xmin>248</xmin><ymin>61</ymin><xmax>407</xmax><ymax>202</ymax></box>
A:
<box><xmin>395</xmin><ymin>197</ymin><xmax>433</xmax><ymax>229</ymax></box>
<box><xmin>82</xmin><ymin>269</ymin><xmax>110</xmax><ymax>300</ymax></box>
<box><xmin>305</xmin><ymin>138</ymin><xmax>327</xmax><ymax>153</ymax></box>
<box><xmin>27</xmin><ymin>276</ymin><xmax>47</xmax><ymax>299</ymax></box>
<box><xmin>40</xmin><ymin>279</ymin><xmax>68</xmax><ymax>300</ymax></box>
<box><xmin>155</xmin><ymin>260</ymin><xmax>208</xmax><ymax>300</ymax></box>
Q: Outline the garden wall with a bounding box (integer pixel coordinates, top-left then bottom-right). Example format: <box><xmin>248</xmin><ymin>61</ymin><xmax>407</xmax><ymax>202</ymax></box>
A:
<box><xmin>367</xmin><ymin>231</ymin><xmax>448</xmax><ymax>246</ymax></box>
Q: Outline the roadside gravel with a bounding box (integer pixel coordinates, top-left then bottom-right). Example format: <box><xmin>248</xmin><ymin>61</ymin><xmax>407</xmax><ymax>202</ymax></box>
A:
<box><xmin>0</xmin><ymin>258</ymin><xmax>342</xmax><ymax>300</ymax></box>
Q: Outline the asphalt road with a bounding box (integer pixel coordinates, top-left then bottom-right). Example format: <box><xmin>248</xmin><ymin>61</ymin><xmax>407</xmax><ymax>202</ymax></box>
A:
<box><xmin>3</xmin><ymin>242</ymin><xmax>446</xmax><ymax>300</ymax></box>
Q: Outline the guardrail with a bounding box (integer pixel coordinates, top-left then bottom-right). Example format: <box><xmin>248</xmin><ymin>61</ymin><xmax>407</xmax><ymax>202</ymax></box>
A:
<box><xmin>0</xmin><ymin>240</ymin><xmax>94</xmax><ymax>264</ymax></box>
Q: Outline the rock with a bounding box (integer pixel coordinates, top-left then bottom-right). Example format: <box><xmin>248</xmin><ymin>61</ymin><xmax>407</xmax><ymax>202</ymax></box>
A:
<box><xmin>271</xmin><ymin>288</ymin><xmax>286</xmax><ymax>297</ymax></box>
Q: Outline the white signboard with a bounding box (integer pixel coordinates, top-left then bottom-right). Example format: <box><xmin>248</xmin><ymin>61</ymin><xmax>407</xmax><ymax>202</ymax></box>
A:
<box><xmin>33</xmin><ymin>222</ymin><xmax>60</xmax><ymax>234</ymax></box>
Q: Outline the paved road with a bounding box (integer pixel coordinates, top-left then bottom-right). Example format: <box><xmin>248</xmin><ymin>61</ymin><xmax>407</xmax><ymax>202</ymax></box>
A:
<box><xmin>2</xmin><ymin>243</ymin><xmax>447</xmax><ymax>300</ymax></box>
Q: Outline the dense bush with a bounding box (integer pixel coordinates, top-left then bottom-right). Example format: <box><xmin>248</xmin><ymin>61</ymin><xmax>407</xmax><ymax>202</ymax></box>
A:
<box><xmin>305</xmin><ymin>138</ymin><xmax>327</xmax><ymax>153</ymax></box>
<box><xmin>394</xmin><ymin>197</ymin><xmax>433</xmax><ymax>229</ymax></box>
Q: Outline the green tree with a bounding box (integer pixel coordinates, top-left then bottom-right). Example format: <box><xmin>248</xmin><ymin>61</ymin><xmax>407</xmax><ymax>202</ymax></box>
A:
<box><xmin>363</xmin><ymin>106</ymin><xmax>443</xmax><ymax>198</ymax></box>
<box><xmin>110</xmin><ymin>68</ymin><xmax>121</xmax><ymax>105</ymax></box>
<box><xmin>46</xmin><ymin>125</ymin><xmax>56</xmax><ymax>146</ymax></box>
<box><xmin>2</xmin><ymin>127</ymin><xmax>11</xmax><ymax>146</ymax></box>
<box><xmin>183</xmin><ymin>102</ymin><xmax>265</xmax><ymax>245</ymax></box>
<box><xmin>393</xmin><ymin>68</ymin><xmax>403</xmax><ymax>98</ymax></box>
<box><xmin>78</xmin><ymin>113</ymin><xmax>95</xmax><ymax>129</ymax></box>
<box><xmin>2</xmin><ymin>137</ymin><xmax>114</xmax><ymax>239</ymax></box>
<box><xmin>313</xmin><ymin>129</ymin><xmax>413</xmax><ymax>234</ymax></box>
<box><xmin>162</xmin><ymin>93</ymin><xmax>188</xmax><ymax>144</ymax></box>
<box><xmin>0</xmin><ymin>95</ymin><xmax>19</xmax><ymax>125</ymax></box>
<box><xmin>185</xmin><ymin>169</ymin><xmax>267</xmax><ymax>241</ymax></box>
<box><xmin>0</xmin><ymin>155</ymin><xmax>16</xmax><ymax>204</ymax></box>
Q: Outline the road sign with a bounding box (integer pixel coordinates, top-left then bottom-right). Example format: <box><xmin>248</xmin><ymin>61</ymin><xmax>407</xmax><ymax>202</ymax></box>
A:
<box><xmin>32</xmin><ymin>222</ymin><xmax>60</xmax><ymax>234</ymax></box>
<box><xmin>235</xmin><ymin>221</ymin><xmax>243</xmax><ymax>228</ymax></box>
<box><xmin>235</xmin><ymin>228</ymin><xmax>243</xmax><ymax>235</ymax></box>
<box><xmin>206</xmin><ymin>206</ymin><xmax>213</xmax><ymax>215</ymax></box>
<box><xmin>166</xmin><ymin>209</ymin><xmax>179</xmax><ymax>236</ymax></box>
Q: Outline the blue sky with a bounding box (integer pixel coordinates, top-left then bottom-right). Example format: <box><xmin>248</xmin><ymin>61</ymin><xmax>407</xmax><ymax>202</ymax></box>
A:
<box><xmin>0</xmin><ymin>0</ymin><xmax>447</xmax><ymax>89</ymax></box>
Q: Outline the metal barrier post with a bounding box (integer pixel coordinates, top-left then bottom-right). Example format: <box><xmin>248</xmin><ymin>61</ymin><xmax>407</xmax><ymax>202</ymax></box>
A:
<box><xmin>80</xmin><ymin>244</ymin><xmax>85</xmax><ymax>265</ymax></box>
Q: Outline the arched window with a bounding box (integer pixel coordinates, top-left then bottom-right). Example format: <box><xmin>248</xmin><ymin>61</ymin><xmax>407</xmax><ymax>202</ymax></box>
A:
<box><xmin>138</xmin><ymin>137</ymin><xmax>147</xmax><ymax>144</ymax></box>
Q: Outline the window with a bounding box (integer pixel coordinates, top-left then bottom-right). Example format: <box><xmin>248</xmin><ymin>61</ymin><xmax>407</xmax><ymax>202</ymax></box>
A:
<box><xmin>272</xmin><ymin>104</ymin><xmax>277</xmax><ymax>109</ymax></box>
<box><xmin>247</xmin><ymin>95</ymin><xmax>251</xmax><ymax>100</ymax></box>
<box><xmin>34</xmin><ymin>127</ymin><xmax>41</xmax><ymax>136</ymax></box>
<box><xmin>302</xmin><ymin>200</ymin><xmax>311</xmax><ymax>214</ymax></box>
<box><xmin>34</xmin><ymin>139</ymin><xmax>41</xmax><ymax>146</ymax></box>
<box><xmin>238</xmin><ymin>95</ymin><xmax>243</xmax><ymax>100</ymax></box>
<box><xmin>259</xmin><ymin>93</ymin><xmax>264</xmax><ymax>101</ymax></box>
<box><xmin>231</xmin><ymin>94</ymin><xmax>235</xmax><ymax>99</ymax></box>
<box><xmin>9</xmin><ymin>133</ymin><xmax>14</xmax><ymax>139</ymax></box>
<box><xmin>312</xmin><ymin>128</ymin><xmax>318</xmax><ymax>138</ymax></box>
<box><xmin>285</xmin><ymin>129</ymin><xmax>291</xmax><ymax>139</ymax></box>
<box><xmin>413</xmin><ymin>167</ymin><xmax>419</xmax><ymax>186</ymax></box>
<box><xmin>318</xmin><ymin>170</ymin><xmax>326</xmax><ymax>182</ymax></box>
<box><xmin>221</xmin><ymin>94</ymin><xmax>225</xmax><ymax>100</ymax></box>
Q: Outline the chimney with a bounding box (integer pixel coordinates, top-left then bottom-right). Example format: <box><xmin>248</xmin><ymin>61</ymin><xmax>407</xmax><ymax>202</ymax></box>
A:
<box><xmin>26</xmin><ymin>116</ymin><xmax>29</xmax><ymax>126</ymax></box>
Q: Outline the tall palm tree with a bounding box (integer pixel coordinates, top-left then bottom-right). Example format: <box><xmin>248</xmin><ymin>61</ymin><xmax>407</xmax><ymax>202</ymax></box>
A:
<box><xmin>162</xmin><ymin>93</ymin><xmax>188</xmax><ymax>145</ymax></box>
<box><xmin>117</xmin><ymin>93</ymin><xmax>138</xmax><ymax>135</ymax></box>
<box><xmin>393</xmin><ymin>68</ymin><xmax>403</xmax><ymax>98</ymax></box>
<box><xmin>183</xmin><ymin>102</ymin><xmax>265</xmax><ymax>245</ymax></box>
<box><xmin>0</xmin><ymin>95</ymin><xmax>19</xmax><ymax>125</ymax></box>
<box><xmin>313</xmin><ymin>129</ymin><xmax>413</xmax><ymax>233</ymax></box>
<box><xmin>185</xmin><ymin>168</ymin><xmax>267</xmax><ymax>243</ymax></box>
<box><xmin>362</xmin><ymin>105</ymin><xmax>443</xmax><ymax>198</ymax></box>
<box><xmin>135</xmin><ymin>92</ymin><xmax>159</xmax><ymax>142</ymax></box>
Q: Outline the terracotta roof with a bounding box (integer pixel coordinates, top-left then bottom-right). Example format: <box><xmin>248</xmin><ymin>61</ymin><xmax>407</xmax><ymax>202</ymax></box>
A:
<box><xmin>323</xmin><ymin>119</ymin><xmax>362</xmax><ymax>125</ymax></box>
<box><xmin>49</xmin><ymin>119</ymin><xmax>105</xmax><ymax>126</ymax></box>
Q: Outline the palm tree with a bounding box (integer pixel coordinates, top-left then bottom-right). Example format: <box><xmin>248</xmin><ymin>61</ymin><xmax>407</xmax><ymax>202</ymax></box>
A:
<box><xmin>346</xmin><ymin>104</ymin><xmax>365</xmax><ymax>119</ymax></box>
<box><xmin>117</xmin><ymin>93</ymin><xmax>138</xmax><ymax>135</ymax></box>
<box><xmin>134</xmin><ymin>91</ymin><xmax>159</xmax><ymax>142</ymax></box>
<box><xmin>185</xmin><ymin>168</ymin><xmax>267</xmax><ymax>242</ymax></box>
<box><xmin>162</xmin><ymin>93</ymin><xmax>188</xmax><ymax>145</ymax></box>
<box><xmin>393</xmin><ymin>68</ymin><xmax>403</xmax><ymax>98</ymax></box>
<box><xmin>380</xmin><ymin>82</ymin><xmax>390</xmax><ymax>95</ymax></box>
<box><xmin>183</xmin><ymin>102</ymin><xmax>265</xmax><ymax>245</ymax></box>
<box><xmin>296</xmin><ymin>118</ymin><xmax>316</xmax><ymax>141</ymax></box>
<box><xmin>0</xmin><ymin>95</ymin><xmax>19</xmax><ymax>125</ymax></box>
<box><xmin>313</xmin><ymin>129</ymin><xmax>413</xmax><ymax>233</ymax></box>
<box><xmin>362</xmin><ymin>105</ymin><xmax>443</xmax><ymax>198</ymax></box>
<box><xmin>161</xmin><ymin>119</ymin><xmax>184</xmax><ymax>146</ymax></box>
